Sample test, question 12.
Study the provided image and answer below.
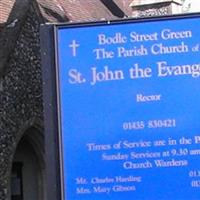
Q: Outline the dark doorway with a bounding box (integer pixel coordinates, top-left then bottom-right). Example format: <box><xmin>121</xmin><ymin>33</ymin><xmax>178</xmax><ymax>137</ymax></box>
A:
<box><xmin>11</xmin><ymin>128</ymin><xmax>45</xmax><ymax>200</ymax></box>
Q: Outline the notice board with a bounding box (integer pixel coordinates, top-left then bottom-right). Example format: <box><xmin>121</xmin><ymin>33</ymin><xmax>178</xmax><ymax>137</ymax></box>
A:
<box><xmin>43</xmin><ymin>14</ymin><xmax>200</xmax><ymax>200</ymax></box>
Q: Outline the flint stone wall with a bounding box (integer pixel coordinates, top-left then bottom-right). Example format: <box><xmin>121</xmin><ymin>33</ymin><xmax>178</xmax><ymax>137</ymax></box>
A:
<box><xmin>0</xmin><ymin>5</ymin><xmax>43</xmax><ymax>200</ymax></box>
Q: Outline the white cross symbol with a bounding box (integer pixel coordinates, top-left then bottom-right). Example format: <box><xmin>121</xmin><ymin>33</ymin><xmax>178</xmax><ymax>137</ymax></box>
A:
<box><xmin>69</xmin><ymin>40</ymin><xmax>80</xmax><ymax>57</ymax></box>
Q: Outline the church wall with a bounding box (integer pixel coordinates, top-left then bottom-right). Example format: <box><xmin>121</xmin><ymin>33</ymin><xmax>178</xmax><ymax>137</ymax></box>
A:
<box><xmin>0</xmin><ymin>4</ymin><xmax>43</xmax><ymax>199</ymax></box>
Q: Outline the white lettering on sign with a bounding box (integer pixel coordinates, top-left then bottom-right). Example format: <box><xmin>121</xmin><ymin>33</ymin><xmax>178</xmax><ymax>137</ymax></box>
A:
<box><xmin>157</xmin><ymin>61</ymin><xmax>200</xmax><ymax>78</ymax></box>
<box><xmin>98</xmin><ymin>33</ymin><xmax>127</xmax><ymax>45</ymax></box>
<box><xmin>161</xmin><ymin>29</ymin><xmax>192</xmax><ymax>40</ymax></box>
<box><xmin>90</xmin><ymin>66</ymin><xmax>124</xmax><ymax>85</ymax></box>
<box><xmin>129</xmin><ymin>63</ymin><xmax>152</xmax><ymax>79</ymax></box>
<box><xmin>151</xmin><ymin>42</ymin><xmax>189</xmax><ymax>55</ymax></box>
<box><xmin>130</xmin><ymin>31</ymin><xmax>158</xmax><ymax>42</ymax></box>
<box><xmin>136</xmin><ymin>94</ymin><xmax>161</xmax><ymax>103</ymax></box>
<box><xmin>117</xmin><ymin>45</ymin><xmax>148</xmax><ymax>57</ymax></box>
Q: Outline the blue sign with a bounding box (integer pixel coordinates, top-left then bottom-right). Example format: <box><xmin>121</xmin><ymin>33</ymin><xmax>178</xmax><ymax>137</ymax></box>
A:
<box><xmin>55</xmin><ymin>16</ymin><xmax>200</xmax><ymax>200</ymax></box>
